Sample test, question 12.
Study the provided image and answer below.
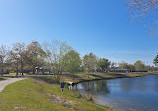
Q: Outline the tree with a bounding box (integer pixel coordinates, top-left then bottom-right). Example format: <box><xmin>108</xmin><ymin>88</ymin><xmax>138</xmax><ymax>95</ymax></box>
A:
<box><xmin>153</xmin><ymin>54</ymin><xmax>158</xmax><ymax>66</ymax></box>
<box><xmin>127</xmin><ymin>0</ymin><xmax>158</xmax><ymax>18</ymax></box>
<box><xmin>119</xmin><ymin>62</ymin><xmax>129</xmax><ymax>69</ymax></box>
<box><xmin>119</xmin><ymin>62</ymin><xmax>135</xmax><ymax>72</ymax></box>
<box><xmin>128</xmin><ymin>64</ymin><xmax>135</xmax><ymax>71</ymax></box>
<box><xmin>26</xmin><ymin>41</ymin><xmax>46</xmax><ymax>74</ymax></box>
<box><xmin>97</xmin><ymin>58</ymin><xmax>111</xmax><ymax>73</ymax></box>
<box><xmin>83</xmin><ymin>53</ymin><xmax>97</xmax><ymax>74</ymax></box>
<box><xmin>110</xmin><ymin>62</ymin><xmax>117</xmax><ymax>73</ymax></box>
<box><xmin>127</xmin><ymin>0</ymin><xmax>158</xmax><ymax>36</ymax></box>
<box><xmin>0</xmin><ymin>45</ymin><xmax>9</xmax><ymax>76</ymax></box>
<box><xmin>64</xmin><ymin>50</ymin><xmax>81</xmax><ymax>80</ymax></box>
<box><xmin>134</xmin><ymin>60</ymin><xmax>145</xmax><ymax>71</ymax></box>
<box><xmin>10</xmin><ymin>43</ymin><xmax>26</xmax><ymax>76</ymax></box>
<box><xmin>43</xmin><ymin>40</ymin><xmax>72</xmax><ymax>74</ymax></box>
<box><xmin>111</xmin><ymin>62</ymin><xmax>117</xmax><ymax>68</ymax></box>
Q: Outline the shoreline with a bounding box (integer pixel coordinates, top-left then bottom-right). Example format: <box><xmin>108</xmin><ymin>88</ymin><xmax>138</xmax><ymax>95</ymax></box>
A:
<box><xmin>0</xmin><ymin>72</ymin><xmax>157</xmax><ymax>111</ymax></box>
<box><xmin>64</xmin><ymin>72</ymin><xmax>158</xmax><ymax>85</ymax></box>
<box><xmin>65</xmin><ymin>72</ymin><xmax>158</xmax><ymax>111</ymax></box>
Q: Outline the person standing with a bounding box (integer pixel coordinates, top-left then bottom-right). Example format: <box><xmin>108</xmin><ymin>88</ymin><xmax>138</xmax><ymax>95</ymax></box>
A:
<box><xmin>60</xmin><ymin>81</ymin><xmax>65</xmax><ymax>93</ymax></box>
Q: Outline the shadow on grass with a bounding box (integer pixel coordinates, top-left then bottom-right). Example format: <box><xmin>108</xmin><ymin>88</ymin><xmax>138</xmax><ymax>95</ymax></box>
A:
<box><xmin>0</xmin><ymin>78</ymin><xmax>6</xmax><ymax>81</ymax></box>
<box><xmin>107</xmin><ymin>73</ymin><xmax>129</xmax><ymax>78</ymax></box>
<box><xmin>67</xmin><ymin>74</ymin><xmax>84</xmax><ymax>80</ymax></box>
<box><xmin>90</xmin><ymin>73</ymin><xmax>129</xmax><ymax>79</ymax></box>
<box><xmin>89</xmin><ymin>74</ymin><xmax>106</xmax><ymax>79</ymax></box>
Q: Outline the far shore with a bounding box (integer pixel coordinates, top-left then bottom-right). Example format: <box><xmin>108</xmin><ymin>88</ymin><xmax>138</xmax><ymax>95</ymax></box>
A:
<box><xmin>1</xmin><ymin>72</ymin><xmax>158</xmax><ymax>83</ymax></box>
<box><xmin>61</xmin><ymin>72</ymin><xmax>158</xmax><ymax>85</ymax></box>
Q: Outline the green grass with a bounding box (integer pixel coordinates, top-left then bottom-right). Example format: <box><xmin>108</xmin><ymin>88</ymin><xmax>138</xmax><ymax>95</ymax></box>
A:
<box><xmin>62</xmin><ymin>72</ymin><xmax>158</xmax><ymax>84</ymax></box>
<box><xmin>9</xmin><ymin>72</ymin><xmax>16</xmax><ymax>75</ymax></box>
<box><xmin>9</xmin><ymin>72</ymin><xmax>22</xmax><ymax>76</ymax></box>
<box><xmin>0</xmin><ymin>77</ymin><xmax>113</xmax><ymax>111</ymax></box>
<box><xmin>1</xmin><ymin>72</ymin><xmax>157</xmax><ymax>111</ymax></box>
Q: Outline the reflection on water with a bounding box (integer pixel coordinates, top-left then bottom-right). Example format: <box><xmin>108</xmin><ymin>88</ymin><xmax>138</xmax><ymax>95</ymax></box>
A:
<box><xmin>71</xmin><ymin>75</ymin><xmax>158</xmax><ymax>111</ymax></box>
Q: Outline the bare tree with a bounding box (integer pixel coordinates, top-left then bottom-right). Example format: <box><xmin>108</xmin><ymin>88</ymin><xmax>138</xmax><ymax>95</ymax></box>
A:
<box><xmin>127</xmin><ymin>0</ymin><xmax>158</xmax><ymax>18</ymax></box>
<box><xmin>110</xmin><ymin>62</ymin><xmax>117</xmax><ymax>73</ymax></box>
<box><xmin>127</xmin><ymin>0</ymin><xmax>158</xmax><ymax>36</ymax></box>
<box><xmin>43</xmin><ymin>40</ymin><xmax>72</xmax><ymax>75</ymax></box>
<box><xmin>10</xmin><ymin>43</ymin><xmax>26</xmax><ymax>76</ymax></box>
<box><xmin>0</xmin><ymin>45</ymin><xmax>9</xmax><ymax>76</ymax></box>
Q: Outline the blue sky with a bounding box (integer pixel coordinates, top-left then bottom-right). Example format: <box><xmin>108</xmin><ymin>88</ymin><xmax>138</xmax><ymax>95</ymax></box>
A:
<box><xmin>0</xmin><ymin>0</ymin><xmax>157</xmax><ymax>65</ymax></box>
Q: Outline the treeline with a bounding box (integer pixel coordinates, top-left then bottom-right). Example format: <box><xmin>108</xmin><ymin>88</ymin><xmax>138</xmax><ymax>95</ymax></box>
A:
<box><xmin>0</xmin><ymin>40</ymin><xmax>157</xmax><ymax>76</ymax></box>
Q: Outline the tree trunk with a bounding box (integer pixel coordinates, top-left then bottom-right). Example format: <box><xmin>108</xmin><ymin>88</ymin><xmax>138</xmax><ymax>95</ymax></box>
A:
<box><xmin>21</xmin><ymin>59</ymin><xmax>24</xmax><ymax>76</ymax></box>
<box><xmin>33</xmin><ymin>68</ymin><xmax>35</xmax><ymax>74</ymax></box>
<box><xmin>21</xmin><ymin>68</ymin><xmax>24</xmax><ymax>76</ymax></box>
<box><xmin>1</xmin><ymin>68</ymin><xmax>3</xmax><ymax>76</ymax></box>
<box><xmin>1</xmin><ymin>62</ymin><xmax>4</xmax><ymax>76</ymax></box>
<box><xmin>16</xmin><ymin>60</ymin><xmax>18</xmax><ymax>77</ymax></box>
<box><xmin>88</xmin><ymin>71</ymin><xmax>89</xmax><ymax>78</ymax></box>
<box><xmin>21</xmin><ymin>64</ymin><xmax>24</xmax><ymax>76</ymax></box>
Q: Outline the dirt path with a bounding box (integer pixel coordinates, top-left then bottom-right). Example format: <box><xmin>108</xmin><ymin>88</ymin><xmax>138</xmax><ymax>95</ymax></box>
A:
<box><xmin>0</xmin><ymin>77</ymin><xmax>27</xmax><ymax>93</ymax></box>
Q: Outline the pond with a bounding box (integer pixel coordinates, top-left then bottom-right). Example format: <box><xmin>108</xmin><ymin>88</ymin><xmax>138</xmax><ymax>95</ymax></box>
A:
<box><xmin>70</xmin><ymin>75</ymin><xmax>158</xmax><ymax>111</ymax></box>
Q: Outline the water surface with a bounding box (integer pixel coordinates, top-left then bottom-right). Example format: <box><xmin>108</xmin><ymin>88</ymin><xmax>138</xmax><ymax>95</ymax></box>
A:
<box><xmin>71</xmin><ymin>75</ymin><xmax>158</xmax><ymax>111</ymax></box>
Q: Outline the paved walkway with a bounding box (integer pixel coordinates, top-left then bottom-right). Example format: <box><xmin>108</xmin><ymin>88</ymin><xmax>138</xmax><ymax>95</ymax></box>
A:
<box><xmin>0</xmin><ymin>78</ymin><xmax>26</xmax><ymax>93</ymax></box>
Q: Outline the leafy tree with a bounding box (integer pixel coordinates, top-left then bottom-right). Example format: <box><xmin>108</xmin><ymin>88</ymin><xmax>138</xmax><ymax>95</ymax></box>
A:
<box><xmin>134</xmin><ymin>60</ymin><xmax>145</xmax><ymax>71</ymax></box>
<box><xmin>64</xmin><ymin>50</ymin><xmax>81</xmax><ymax>79</ymax></box>
<box><xmin>119</xmin><ymin>62</ymin><xmax>135</xmax><ymax>72</ymax></box>
<box><xmin>0</xmin><ymin>45</ymin><xmax>9</xmax><ymax>76</ymax></box>
<box><xmin>119</xmin><ymin>62</ymin><xmax>129</xmax><ymax>69</ymax></box>
<box><xmin>26</xmin><ymin>41</ymin><xmax>46</xmax><ymax>74</ymax></box>
<box><xmin>83</xmin><ymin>53</ymin><xmax>97</xmax><ymax>74</ymax></box>
<box><xmin>153</xmin><ymin>54</ymin><xmax>158</xmax><ymax>66</ymax></box>
<box><xmin>97</xmin><ymin>58</ymin><xmax>111</xmax><ymax>73</ymax></box>
<box><xmin>128</xmin><ymin>64</ymin><xmax>135</xmax><ymax>71</ymax></box>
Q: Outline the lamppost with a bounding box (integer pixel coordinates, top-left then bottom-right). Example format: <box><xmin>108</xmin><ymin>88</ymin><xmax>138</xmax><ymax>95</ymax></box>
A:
<box><xmin>16</xmin><ymin>56</ymin><xmax>19</xmax><ymax>77</ymax></box>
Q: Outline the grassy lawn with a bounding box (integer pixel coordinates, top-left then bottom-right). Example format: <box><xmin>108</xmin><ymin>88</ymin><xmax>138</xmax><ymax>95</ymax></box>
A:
<box><xmin>9</xmin><ymin>72</ymin><xmax>22</xmax><ymax>76</ymax></box>
<box><xmin>0</xmin><ymin>76</ymin><xmax>113</xmax><ymax>111</ymax></box>
<box><xmin>0</xmin><ymin>72</ymin><xmax>157</xmax><ymax>110</ymax></box>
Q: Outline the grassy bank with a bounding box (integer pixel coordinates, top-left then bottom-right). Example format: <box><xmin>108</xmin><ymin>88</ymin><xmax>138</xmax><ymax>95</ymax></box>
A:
<box><xmin>0</xmin><ymin>72</ymin><xmax>157</xmax><ymax>111</ymax></box>
<box><xmin>61</xmin><ymin>72</ymin><xmax>158</xmax><ymax>84</ymax></box>
<box><xmin>0</xmin><ymin>77</ymin><xmax>113</xmax><ymax>111</ymax></box>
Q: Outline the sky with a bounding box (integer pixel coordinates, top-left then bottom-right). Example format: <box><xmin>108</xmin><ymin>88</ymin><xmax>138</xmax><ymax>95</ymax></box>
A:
<box><xmin>0</xmin><ymin>0</ymin><xmax>157</xmax><ymax>66</ymax></box>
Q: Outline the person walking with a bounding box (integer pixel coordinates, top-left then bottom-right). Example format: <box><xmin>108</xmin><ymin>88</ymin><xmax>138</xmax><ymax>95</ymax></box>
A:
<box><xmin>60</xmin><ymin>81</ymin><xmax>65</xmax><ymax>93</ymax></box>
